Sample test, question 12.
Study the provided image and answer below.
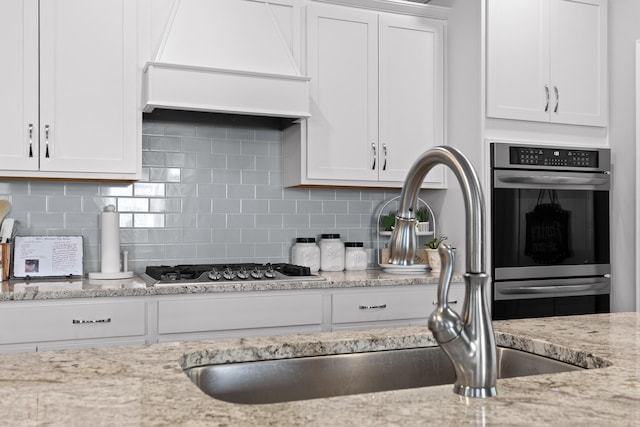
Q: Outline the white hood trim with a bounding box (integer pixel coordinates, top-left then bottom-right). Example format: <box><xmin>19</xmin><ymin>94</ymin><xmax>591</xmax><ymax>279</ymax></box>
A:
<box><xmin>142</xmin><ymin>0</ymin><xmax>310</xmax><ymax>119</ymax></box>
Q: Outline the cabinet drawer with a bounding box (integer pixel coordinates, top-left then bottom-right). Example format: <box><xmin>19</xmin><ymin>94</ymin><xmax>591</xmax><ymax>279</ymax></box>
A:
<box><xmin>158</xmin><ymin>293</ymin><xmax>323</xmax><ymax>334</ymax></box>
<box><xmin>0</xmin><ymin>300</ymin><xmax>146</xmax><ymax>345</ymax></box>
<box><xmin>332</xmin><ymin>285</ymin><xmax>465</xmax><ymax>324</ymax></box>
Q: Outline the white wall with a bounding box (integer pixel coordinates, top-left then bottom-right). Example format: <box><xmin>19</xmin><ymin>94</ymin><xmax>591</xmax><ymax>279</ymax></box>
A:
<box><xmin>608</xmin><ymin>0</ymin><xmax>640</xmax><ymax>312</ymax></box>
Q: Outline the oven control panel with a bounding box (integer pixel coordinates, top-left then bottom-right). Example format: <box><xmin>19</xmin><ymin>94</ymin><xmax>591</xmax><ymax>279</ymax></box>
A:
<box><xmin>509</xmin><ymin>146</ymin><xmax>598</xmax><ymax>168</ymax></box>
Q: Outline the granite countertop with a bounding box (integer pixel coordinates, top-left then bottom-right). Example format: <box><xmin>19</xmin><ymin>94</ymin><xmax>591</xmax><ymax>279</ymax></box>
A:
<box><xmin>0</xmin><ymin>270</ymin><xmax>463</xmax><ymax>301</ymax></box>
<box><xmin>0</xmin><ymin>313</ymin><xmax>639</xmax><ymax>426</ymax></box>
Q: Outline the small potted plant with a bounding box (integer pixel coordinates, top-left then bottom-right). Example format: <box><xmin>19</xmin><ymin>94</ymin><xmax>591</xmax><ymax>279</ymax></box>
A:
<box><xmin>415</xmin><ymin>207</ymin><xmax>430</xmax><ymax>233</ymax></box>
<box><xmin>425</xmin><ymin>235</ymin><xmax>448</xmax><ymax>273</ymax></box>
<box><xmin>380</xmin><ymin>211</ymin><xmax>397</xmax><ymax>232</ymax></box>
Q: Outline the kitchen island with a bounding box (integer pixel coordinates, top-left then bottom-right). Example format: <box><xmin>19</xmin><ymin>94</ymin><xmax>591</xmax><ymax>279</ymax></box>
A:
<box><xmin>0</xmin><ymin>313</ymin><xmax>638</xmax><ymax>426</ymax></box>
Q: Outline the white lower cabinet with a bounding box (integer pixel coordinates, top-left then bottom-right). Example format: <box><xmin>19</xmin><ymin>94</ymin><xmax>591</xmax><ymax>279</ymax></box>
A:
<box><xmin>155</xmin><ymin>292</ymin><xmax>325</xmax><ymax>341</ymax></box>
<box><xmin>0</xmin><ymin>298</ymin><xmax>147</xmax><ymax>353</ymax></box>
<box><xmin>0</xmin><ymin>283</ymin><xmax>468</xmax><ymax>352</ymax></box>
<box><xmin>331</xmin><ymin>284</ymin><xmax>464</xmax><ymax>330</ymax></box>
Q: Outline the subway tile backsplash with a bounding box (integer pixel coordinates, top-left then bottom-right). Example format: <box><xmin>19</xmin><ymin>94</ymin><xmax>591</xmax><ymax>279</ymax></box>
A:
<box><xmin>0</xmin><ymin>110</ymin><xmax>401</xmax><ymax>274</ymax></box>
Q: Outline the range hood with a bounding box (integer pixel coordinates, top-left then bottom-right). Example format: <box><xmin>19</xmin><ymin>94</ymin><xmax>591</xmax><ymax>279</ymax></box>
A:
<box><xmin>142</xmin><ymin>0</ymin><xmax>310</xmax><ymax>120</ymax></box>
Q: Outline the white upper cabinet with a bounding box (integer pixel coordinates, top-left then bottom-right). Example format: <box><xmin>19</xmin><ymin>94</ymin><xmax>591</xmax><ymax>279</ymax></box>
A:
<box><xmin>486</xmin><ymin>0</ymin><xmax>607</xmax><ymax>127</ymax></box>
<box><xmin>284</xmin><ymin>2</ymin><xmax>446</xmax><ymax>188</ymax></box>
<box><xmin>0</xmin><ymin>0</ymin><xmax>141</xmax><ymax>180</ymax></box>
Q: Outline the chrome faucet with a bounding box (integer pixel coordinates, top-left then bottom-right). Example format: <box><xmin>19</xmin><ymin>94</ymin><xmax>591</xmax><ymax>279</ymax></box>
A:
<box><xmin>387</xmin><ymin>146</ymin><xmax>497</xmax><ymax>398</ymax></box>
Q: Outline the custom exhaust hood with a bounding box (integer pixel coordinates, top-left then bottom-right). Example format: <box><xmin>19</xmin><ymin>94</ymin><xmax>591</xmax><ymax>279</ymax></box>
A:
<box><xmin>142</xmin><ymin>0</ymin><xmax>310</xmax><ymax>120</ymax></box>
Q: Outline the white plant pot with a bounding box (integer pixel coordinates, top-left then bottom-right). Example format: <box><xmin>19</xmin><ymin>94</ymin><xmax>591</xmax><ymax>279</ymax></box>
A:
<box><xmin>426</xmin><ymin>248</ymin><xmax>441</xmax><ymax>273</ymax></box>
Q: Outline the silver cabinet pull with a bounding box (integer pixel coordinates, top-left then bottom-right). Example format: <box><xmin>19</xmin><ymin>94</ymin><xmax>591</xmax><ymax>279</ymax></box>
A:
<box><xmin>544</xmin><ymin>85</ymin><xmax>549</xmax><ymax>112</ymax></box>
<box><xmin>28</xmin><ymin>124</ymin><xmax>34</xmax><ymax>158</ymax></box>
<box><xmin>553</xmin><ymin>86</ymin><xmax>559</xmax><ymax>113</ymax></box>
<box><xmin>44</xmin><ymin>125</ymin><xmax>50</xmax><ymax>158</ymax></box>
<box><xmin>432</xmin><ymin>300</ymin><xmax>458</xmax><ymax>305</ymax></box>
<box><xmin>382</xmin><ymin>143</ymin><xmax>388</xmax><ymax>171</ymax></box>
<box><xmin>371</xmin><ymin>143</ymin><xmax>377</xmax><ymax>170</ymax></box>
<box><xmin>359</xmin><ymin>304</ymin><xmax>387</xmax><ymax>310</ymax></box>
<box><xmin>72</xmin><ymin>318</ymin><xmax>112</xmax><ymax>324</ymax></box>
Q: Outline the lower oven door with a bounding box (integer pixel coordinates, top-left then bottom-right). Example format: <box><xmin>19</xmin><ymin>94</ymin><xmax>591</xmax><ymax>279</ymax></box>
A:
<box><xmin>494</xmin><ymin>276</ymin><xmax>610</xmax><ymax>300</ymax></box>
<box><xmin>492</xmin><ymin>276</ymin><xmax>611</xmax><ymax>320</ymax></box>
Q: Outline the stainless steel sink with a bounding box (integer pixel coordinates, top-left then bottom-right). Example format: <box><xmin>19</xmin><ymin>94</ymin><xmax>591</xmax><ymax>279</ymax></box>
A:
<box><xmin>185</xmin><ymin>346</ymin><xmax>583</xmax><ymax>404</ymax></box>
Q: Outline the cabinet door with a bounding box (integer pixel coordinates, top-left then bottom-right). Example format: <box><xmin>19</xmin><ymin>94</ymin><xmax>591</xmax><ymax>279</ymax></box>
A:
<box><xmin>378</xmin><ymin>14</ymin><xmax>445</xmax><ymax>185</ymax></box>
<box><xmin>306</xmin><ymin>4</ymin><xmax>379</xmax><ymax>182</ymax></box>
<box><xmin>0</xmin><ymin>0</ymin><xmax>39</xmax><ymax>171</ymax></box>
<box><xmin>549</xmin><ymin>0</ymin><xmax>607</xmax><ymax>126</ymax></box>
<box><xmin>486</xmin><ymin>0</ymin><xmax>551</xmax><ymax>123</ymax></box>
<box><xmin>38</xmin><ymin>0</ymin><xmax>138</xmax><ymax>175</ymax></box>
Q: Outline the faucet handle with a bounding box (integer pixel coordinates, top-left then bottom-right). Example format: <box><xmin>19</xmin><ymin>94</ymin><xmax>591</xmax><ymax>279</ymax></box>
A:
<box><xmin>428</xmin><ymin>244</ymin><xmax>463</xmax><ymax>343</ymax></box>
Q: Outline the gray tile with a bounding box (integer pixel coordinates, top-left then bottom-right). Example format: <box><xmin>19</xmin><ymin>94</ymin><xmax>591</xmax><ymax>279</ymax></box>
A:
<box><xmin>296</xmin><ymin>200</ymin><xmax>322</xmax><ymax>214</ymax></box>
<box><xmin>142</xmin><ymin>121</ymin><xmax>165</xmax><ymax>135</ymax></box>
<box><xmin>283</xmin><ymin>214</ymin><xmax>310</xmax><ymax>228</ymax></box>
<box><xmin>142</xmin><ymin>151</ymin><xmax>166</xmax><ymax>167</ymax></box>
<box><xmin>310</xmin><ymin>214</ymin><xmax>335</xmax><ymax>228</ymax></box>
<box><xmin>48</xmin><ymin>196</ymin><xmax>82</xmax><ymax>212</ymax></box>
<box><xmin>227</xmin><ymin>128</ymin><xmax>255</xmax><ymax>141</ymax></box>
<box><xmin>256</xmin><ymin>185</ymin><xmax>282</xmax><ymax>200</ymax></box>
<box><xmin>28</xmin><ymin>212</ymin><xmax>64</xmax><ymax>228</ymax></box>
<box><xmin>255</xmin><ymin>243</ymin><xmax>283</xmax><ymax>258</ymax></box>
<box><xmin>323</xmin><ymin>200</ymin><xmax>348</xmax><ymax>214</ymax></box>
<box><xmin>65</xmin><ymin>183</ymin><xmax>99</xmax><ymax>196</ymax></box>
<box><xmin>30</xmin><ymin>182</ymin><xmax>65</xmax><ymax>196</ymax></box>
<box><xmin>133</xmin><ymin>213</ymin><xmax>165</xmax><ymax>228</ymax></box>
<box><xmin>166</xmin><ymin>152</ymin><xmax>197</xmax><ymax>168</ymax></box>
<box><xmin>182</xmin><ymin>197</ymin><xmax>212</xmax><ymax>214</ymax></box>
<box><xmin>212</xmin><ymin>199</ymin><xmax>240</xmax><ymax>214</ymax></box>
<box><xmin>182</xmin><ymin>168</ymin><xmax>213</xmax><ymax>184</ymax></box>
<box><xmin>196</xmin><ymin>125</ymin><xmax>226</xmax><ymax>139</ymax></box>
<box><xmin>150</xmin><ymin>198</ymin><xmax>181</xmax><ymax>213</ymax></box>
<box><xmin>227</xmin><ymin>214</ymin><xmax>255</xmax><ymax>229</ymax></box>
<box><xmin>212</xmin><ymin>228</ymin><xmax>240</xmax><ymax>244</ymax></box>
<box><xmin>0</xmin><ymin>181</ymin><xmax>29</xmax><ymax>195</ymax></box>
<box><xmin>198</xmin><ymin>153</ymin><xmax>226</xmax><ymax>169</ymax></box>
<box><xmin>268</xmin><ymin>141</ymin><xmax>282</xmax><ymax>157</ymax></box>
<box><xmin>227</xmin><ymin>155</ymin><xmax>256</xmax><ymax>170</ymax></box>
<box><xmin>349</xmin><ymin>200</ymin><xmax>374</xmax><ymax>214</ymax></box>
<box><xmin>241</xmin><ymin>229</ymin><xmax>269</xmax><ymax>243</ymax></box>
<box><xmin>198</xmin><ymin>184</ymin><xmax>227</xmax><ymax>198</ymax></box>
<box><xmin>146</xmin><ymin>135</ymin><xmax>181</xmax><ymax>151</ymax></box>
<box><xmin>165</xmin><ymin>213</ymin><xmax>197</xmax><ymax>228</ymax></box>
<box><xmin>213</xmin><ymin>170</ymin><xmax>241</xmax><ymax>185</ymax></box>
<box><xmin>227</xmin><ymin>243</ymin><xmax>255</xmax><ymax>257</ymax></box>
<box><xmin>65</xmin><ymin>212</ymin><xmax>98</xmax><ymax>228</ymax></box>
<box><xmin>198</xmin><ymin>243</ymin><xmax>226</xmax><ymax>259</ymax></box>
<box><xmin>213</xmin><ymin>139</ymin><xmax>241</xmax><ymax>155</ymax></box>
<box><xmin>119</xmin><ymin>213</ymin><xmax>133</xmax><ymax>228</ymax></box>
<box><xmin>241</xmin><ymin>170</ymin><xmax>270</xmax><ymax>185</ymax></box>
<box><xmin>256</xmin><ymin>156</ymin><xmax>281</xmax><ymax>172</ymax></box>
<box><xmin>310</xmin><ymin>189</ymin><xmax>336</xmax><ymax>200</ymax></box>
<box><xmin>166</xmin><ymin>243</ymin><xmax>197</xmax><ymax>259</ymax></box>
<box><xmin>118</xmin><ymin>198</ymin><xmax>149</xmax><ymax>212</ymax></box>
<box><xmin>241</xmin><ymin>140</ymin><xmax>269</xmax><ymax>156</ymax></box>
<box><xmin>182</xmin><ymin>228</ymin><xmax>212</xmax><ymax>243</ymax></box>
<box><xmin>100</xmin><ymin>184</ymin><xmax>133</xmax><ymax>197</ymax></box>
<box><xmin>182</xmin><ymin>137</ymin><xmax>213</xmax><ymax>153</ymax></box>
<box><xmin>166</xmin><ymin>183</ymin><xmax>197</xmax><ymax>197</ymax></box>
<box><xmin>228</xmin><ymin>185</ymin><xmax>256</xmax><ymax>200</ymax></box>
<box><xmin>284</xmin><ymin>188</ymin><xmax>310</xmax><ymax>200</ymax></box>
<box><xmin>269</xmin><ymin>228</ymin><xmax>297</xmax><ymax>244</ymax></box>
<box><xmin>165</xmin><ymin>123</ymin><xmax>196</xmax><ymax>137</ymax></box>
<box><xmin>134</xmin><ymin>183</ymin><xmax>165</xmax><ymax>197</ymax></box>
<box><xmin>336</xmin><ymin>214</ymin><xmax>361</xmax><ymax>228</ymax></box>
<box><xmin>255</xmin><ymin>129</ymin><xmax>281</xmax><ymax>143</ymax></box>
<box><xmin>120</xmin><ymin>228</ymin><xmax>149</xmax><ymax>244</ymax></box>
<box><xmin>11</xmin><ymin>195</ymin><xmax>46</xmax><ymax>212</ymax></box>
<box><xmin>269</xmin><ymin>199</ymin><xmax>296</xmax><ymax>214</ymax></box>
<box><xmin>240</xmin><ymin>199</ymin><xmax>268</xmax><ymax>214</ymax></box>
<box><xmin>256</xmin><ymin>214</ymin><xmax>282</xmax><ymax>229</ymax></box>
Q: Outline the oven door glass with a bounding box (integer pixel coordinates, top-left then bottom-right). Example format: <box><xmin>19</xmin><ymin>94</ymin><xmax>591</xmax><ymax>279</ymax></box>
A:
<box><xmin>492</xmin><ymin>179</ymin><xmax>609</xmax><ymax>273</ymax></box>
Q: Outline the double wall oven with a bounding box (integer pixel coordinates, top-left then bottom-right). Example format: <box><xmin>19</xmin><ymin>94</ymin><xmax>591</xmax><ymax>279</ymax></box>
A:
<box><xmin>490</xmin><ymin>142</ymin><xmax>611</xmax><ymax>320</ymax></box>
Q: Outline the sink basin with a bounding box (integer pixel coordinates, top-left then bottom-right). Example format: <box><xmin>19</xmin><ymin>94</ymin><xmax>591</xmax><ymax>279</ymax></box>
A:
<box><xmin>185</xmin><ymin>346</ymin><xmax>583</xmax><ymax>404</ymax></box>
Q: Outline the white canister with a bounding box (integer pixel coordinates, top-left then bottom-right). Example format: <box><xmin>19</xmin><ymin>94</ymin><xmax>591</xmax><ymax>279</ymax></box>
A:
<box><xmin>345</xmin><ymin>242</ymin><xmax>367</xmax><ymax>271</ymax></box>
<box><xmin>291</xmin><ymin>237</ymin><xmax>320</xmax><ymax>273</ymax></box>
<box><xmin>319</xmin><ymin>234</ymin><xmax>345</xmax><ymax>271</ymax></box>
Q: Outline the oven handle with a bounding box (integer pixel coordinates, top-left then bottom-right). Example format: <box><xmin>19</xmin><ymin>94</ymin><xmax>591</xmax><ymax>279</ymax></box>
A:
<box><xmin>496</xmin><ymin>175</ymin><xmax>609</xmax><ymax>187</ymax></box>
<box><xmin>499</xmin><ymin>282</ymin><xmax>609</xmax><ymax>295</ymax></box>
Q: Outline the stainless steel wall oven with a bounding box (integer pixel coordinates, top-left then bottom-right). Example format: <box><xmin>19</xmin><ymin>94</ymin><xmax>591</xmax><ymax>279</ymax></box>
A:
<box><xmin>490</xmin><ymin>143</ymin><xmax>611</xmax><ymax>320</ymax></box>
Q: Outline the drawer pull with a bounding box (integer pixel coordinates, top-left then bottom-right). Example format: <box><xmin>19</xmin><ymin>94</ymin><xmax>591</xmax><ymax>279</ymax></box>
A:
<box><xmin>72</xmin><ymin>318</ymin><xmax>112</xmax><ymax>324</ymax></box>
<box><xmin>432</xmin><ymin>300</ymin><xmax>458</xmax><ymax>305</ymax></box>
<box><xmin>359</xmin><ymin>304</ymin><xmax>387</xmax><ymax>310</ymax></box>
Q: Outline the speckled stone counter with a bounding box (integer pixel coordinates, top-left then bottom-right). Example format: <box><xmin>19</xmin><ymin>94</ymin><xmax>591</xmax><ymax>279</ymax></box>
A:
<box><xmin>0</xmin><ymin>313</ymin><xmax>638</xmax><ymax>426</ymax></box>
<box><xmin>0</xmin><ymin>269</ymin><xmax>463</xmax><ymax>301</ymax></box>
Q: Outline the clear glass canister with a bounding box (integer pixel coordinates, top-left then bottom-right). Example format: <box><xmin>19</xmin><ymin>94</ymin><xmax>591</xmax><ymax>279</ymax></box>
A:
<box><xmin>319</xmin><ymin>234</ymin><xmax>345</xmax><ymax>271</ymax></box>
<box><xmin>291</xmin><ymin>237</ymin><xmax>320</xmax><ymax>273</ymax></box>
<box><xmin>345</xmin><ymin>242</ymin><xmax>367</xmax><ymax>271</ymax></box>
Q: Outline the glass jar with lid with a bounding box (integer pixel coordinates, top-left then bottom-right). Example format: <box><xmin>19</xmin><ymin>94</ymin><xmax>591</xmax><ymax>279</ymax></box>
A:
<box><xmin>345</xmin><ymin>242</ymin><xmax>367</xmax><ymax>271</ymax></box>
<box><xmin>291</xmin><ymin>237</ymin><xmax>320</xmax><ymax>273</ymax></box>
<box><xmin>319</xmin><ymin>234</ymin><xmax>345</xmax><ymax>271</ymax></box>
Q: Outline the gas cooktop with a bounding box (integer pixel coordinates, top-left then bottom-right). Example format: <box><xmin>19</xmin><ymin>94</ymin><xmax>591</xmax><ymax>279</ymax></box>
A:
<box><xmin>141</xmin><ymin>263</ymin><xmax>325</xmax><ymax>286</ymax></box>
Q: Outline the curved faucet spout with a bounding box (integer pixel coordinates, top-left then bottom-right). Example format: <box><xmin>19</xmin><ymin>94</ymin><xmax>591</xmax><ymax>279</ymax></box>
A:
<box><xmin>387</xmin><ymin>145</ymin><xmax>497</xmax><ymax>398</ymax></box>
<box><xmin>387</xmin><ymin>146</ymin><xmax>484</xmax><ymax>272</ymax></box>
